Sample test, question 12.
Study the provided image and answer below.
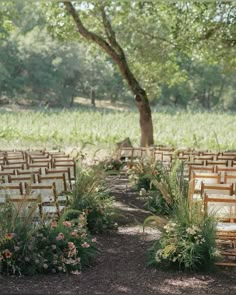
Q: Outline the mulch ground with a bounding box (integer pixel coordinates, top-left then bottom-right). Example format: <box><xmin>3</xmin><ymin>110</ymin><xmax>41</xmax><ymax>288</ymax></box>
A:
<box><xmin>0</xmin><ymin>176</ymin><xmax>235</xmax><ymax>295</ymax></box>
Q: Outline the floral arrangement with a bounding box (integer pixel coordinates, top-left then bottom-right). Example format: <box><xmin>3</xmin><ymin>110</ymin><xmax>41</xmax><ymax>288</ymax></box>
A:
<box><xmin>0</xmin><ymin>212</ymin><xmax>97</xmax><ymax>276</ymax></box>
<box><xmin>102</xmin><ymin>158</ymin><xmax>124</xmax><ymax>172</ymax></box>
<box><xmin>148</xmin><ymin>205</ymin><xmax>219</xmax><ymax>271</ymax></box>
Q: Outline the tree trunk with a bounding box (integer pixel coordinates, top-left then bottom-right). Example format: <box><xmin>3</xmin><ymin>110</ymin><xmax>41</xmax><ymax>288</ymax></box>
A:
<box><xmin>63</xmin><ymin>2</ymin><xmax>154</xmax><ymax>147</ymax></box>
<box><xmin>90</xmin><ymin>88</ymin><xmax>96</xmax><ymax>107</ymax></box>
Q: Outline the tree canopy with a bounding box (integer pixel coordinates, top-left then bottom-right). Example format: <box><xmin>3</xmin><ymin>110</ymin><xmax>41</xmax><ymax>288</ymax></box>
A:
<box><xmin>0</xmin><ymin>0</ymin><xmax>235</xmax><ymax>110</ymax></box>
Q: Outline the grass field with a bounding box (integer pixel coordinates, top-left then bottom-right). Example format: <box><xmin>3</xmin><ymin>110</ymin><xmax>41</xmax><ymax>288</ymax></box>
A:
<box><xmin>0</xmin><ymin>103</ymin><xmax>236</xmax><ymax>155</ymax></box>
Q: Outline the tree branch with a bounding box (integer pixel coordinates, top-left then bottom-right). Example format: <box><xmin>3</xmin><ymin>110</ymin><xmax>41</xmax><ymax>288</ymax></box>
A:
<box><xmin>100</xmin><ymin>5</ymin><xmax>124</xmax><ymax>57</ymax></box>
<box><xmin>63</xmin><ymin>1</ymin><xmax>119</xmax><ymax>61</ymax></box>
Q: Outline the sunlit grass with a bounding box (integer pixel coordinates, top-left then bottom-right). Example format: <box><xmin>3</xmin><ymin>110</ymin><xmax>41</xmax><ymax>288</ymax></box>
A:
<box><xmin>0</xmin><ymin>106</ymin><xmax>235</xmax><ymax>153</ymax></box>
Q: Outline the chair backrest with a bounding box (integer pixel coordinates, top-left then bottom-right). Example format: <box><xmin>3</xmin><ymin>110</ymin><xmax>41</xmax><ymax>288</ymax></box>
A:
<box><xmin>189</xmin><ymin>165</ymin><xmax>214</xmax><ymax>180</ymax></box>
<box><xmin>0</xmin><ymin>182</ymin><xmax>24</xmax><ymax>203</ymax></box>
<box><xmin>8</xmin><ymin>174</ymin><xmax>37</xmax><ymax>184</ymax></box>
<box><xmin>45</xmin><ymin>167</ymin><xmax>71</xmax><ymax>187</ymax></box>
<box><xmin>192</xmin><ymin>172</ymin><xmax>221</xmax><ymax>184</ymax></box>
<box><xmin>38</xmin><ymin>173</ymin><xmax>67</xmax><ymax>193</ymax></box>
<box><xmin>215</xmin><ymin>166</ymin><xmax>236</xmax><ymax>175</ymax></box>
<box><xmin>204</xmin><ymin>193</ymin><xmax>236</xmax><ymax>222</ymax></box>
<box><xmin>223</xmin><ymin>173</ymin><xmax>236</xmax><ymax>194</ymax></box>
<box><xmin>6</xmin><ymin>159</ymin><xmax>26</xmax><ymax>165</ymax></box>
<box><xmin>206</xmin><ymin>160</ymin><xmax>228</xmax><ymax>167</ymax></box>
<box><xmin>16</xmin><ymin>168</ymin><xmax>42</xmax><ymax>175</ymax></box>
<box><xmin>201</xmin><ymin>183</ymin><xmax>234</xmax><ymax>197</ymax></box>
<box><xmin>25</xmin><ymin>182</ymin><xmax>57</xmax><ymax>203</ymax></box>
<box><xmin>2</xmin><ymin>164</ymin><xmax>24</xmax><ymax>170</ymax></box>
<box><xmin>53</xmin><ymin>161</ymin><xmax>76</xmax><ymax>180</ymax></box>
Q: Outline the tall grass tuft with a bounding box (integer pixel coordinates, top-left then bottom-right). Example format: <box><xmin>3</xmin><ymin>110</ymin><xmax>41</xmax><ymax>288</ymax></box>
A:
<box><xmin>67</xmin><ymin>163</ymin><xmax>116</xmax><ymax>233</ymax></box>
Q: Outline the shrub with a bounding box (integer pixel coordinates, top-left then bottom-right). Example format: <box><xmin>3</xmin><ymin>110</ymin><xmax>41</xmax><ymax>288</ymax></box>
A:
<box><xmin>129</xmin><ymin>157</ymin><xmax>188</xmax><ymax>215</ymax></box>
<box><xmin>102</xmin><ymin>158</ymin><xmax>124</xmax><ymax>172</ymax></box>
<box><xmin>146</xmin><ymin>200</ymin><xmax>219</xmax><ymax>272</ymax></box>
<box><xmin>68</xmin><ymin>163</ymin><xmax>117</xmax><ymax>233</ymax></box>
<box><xmin>0</xmin><ymin>202</ymin><xmax>97</xmax><ymax>276</ymax></box>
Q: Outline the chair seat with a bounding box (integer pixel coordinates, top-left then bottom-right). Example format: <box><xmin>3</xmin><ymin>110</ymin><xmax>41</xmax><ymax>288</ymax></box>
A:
<box><xmin>192</xmin><ymin>193</ymin><xmax>202</xmax><ymax>201</ymax></box>
<box><xmin>216</xmin><ymin>222</ymin><xmax>236</xmax><ymax>232</ymax></box>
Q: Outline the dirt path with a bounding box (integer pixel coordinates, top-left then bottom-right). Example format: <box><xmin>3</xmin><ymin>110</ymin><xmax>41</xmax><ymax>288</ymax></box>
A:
<box><xmin>0</xmin><ymin>176</ymin><xmax>236</xmax><ymax>294</ymax></box>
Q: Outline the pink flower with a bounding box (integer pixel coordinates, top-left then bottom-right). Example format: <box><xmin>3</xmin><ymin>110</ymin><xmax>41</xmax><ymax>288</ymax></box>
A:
<box><xmin>91</xmin><ymin>238</ymin><xmax>97</xmax><ymax>243</ymax></box>
<box><xmin>71</xmin><ymin>230</ymin><xmax>78</xmax><ymax>237</ymax></box>
<box><xmin>81</xmin><ymin>242</ymin><xmax>90</xmax><ymax>248</ymax></box>
<box><xmin>4</xmin><ymin>249</ymin><xmax>12</xmax><ymax>259</ymax></box>
<box><xmin>63</xmin><ymin>221</ymin><xmax>71</xmax><ymax>227</ymax></box>
<box><xmin>56</xmin><ymin>233</ymin><xmax>64</xmax><ymax>241</ymax></box>
<box><xmin>51</xmin><ymin>221</ymin><xmax>58</xmax><ymax>229</ymax></box>
<box><xmin>68</xmin><ymin>242</ymin><xmax>76</xmax><ymax>250</ymax></box>
<box><xmin>6</xmin><ymin>233</ymin><xmax>15</xmax><ymax>240</ymax></box>
<box><xmin>0</xmin><ymin>255</ymin><xmax>4</xmax><ymax>261</ymax></box>
<box><xmin>81</xmin><ymin>232</ymin><xmax>87</xmax><ymax>238</ymax></box>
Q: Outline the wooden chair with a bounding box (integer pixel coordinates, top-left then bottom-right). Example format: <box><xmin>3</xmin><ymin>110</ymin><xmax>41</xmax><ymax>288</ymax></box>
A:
<box><xmin>189</xmin><ymin>172</ymin><xmax>221</xmax><ymax>203</ymax></box>
<box><xmin>25</xmin><ymin>182</ymin><xmax>64</xmax><ymax>218</ymax></box>
<box><xmin>8</xmin><ymin>174</ymin><xmax>37</xmax><ymax>184</ymax></box>
<box><xmin>203</xmin><ymin>193</ymin><xmax>236</xmax><ymax>266</ymax></box>
<box><xmin>0</xmin><ymin>182</ymin><xmax>24</xmax><ymax>205</ymax></box>
<box><xmin>0</xmin><ymin>170</ymin><xmax>16</xmax><ymax>183</ymax></box>
<box><xmin>27</xmin><ymin>163</ymin><xmax>50</xmax><ymax>174</ymax></box>
<box><xmin>16</xmin><ymin>168</ymin><xmax>42</xmax><ymax>175</ymax></box>
<box><xmin>201</xmin><ymin>183</ymin><xmax>234</xmax><ymax>198</ymax></box>
<box><xmin>223</xmin><ymin>173</ymin><xmax>236</xmax><ymax>194</ymax></box>
<box><xmin>206</xmin><ymin>160</ymin><xmax>228</xmax><ymax>167</ymax></box>
<box><xmin>1</xmin><ymin>164</ymin><xmax>24</xmax><ymax>170</ymax></box>
<box><xmin>45</xmin><ymin>167</ymin><xmax>72</xmax><ymax>189</ymax></box>
<box><xmin>38</xmin><ymin>173</ymin><xmax>67</xmax><ymax>194</ymax></box>
<box><xmin>52</xmin><ymin>161</ymin><xmax>76</xmax><ymax>180</ymax></box>
<box><xmin>188</xmin><ymin>165</ymin><xmax>214</xmax><ymax>180</ymax></box>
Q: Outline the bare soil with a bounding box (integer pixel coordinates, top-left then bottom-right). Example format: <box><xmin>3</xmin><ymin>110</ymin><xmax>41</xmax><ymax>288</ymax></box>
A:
<box><xmin>0</xmin><ymin>176</ymin><xmax>235</xmax><ymax>295</ymax></box>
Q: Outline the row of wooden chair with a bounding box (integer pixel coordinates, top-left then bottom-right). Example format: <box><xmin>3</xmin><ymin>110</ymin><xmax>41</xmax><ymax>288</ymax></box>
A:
<box><xmin>0</xmin><ymin>181</ymin><xmax>68</xmax><ymax>220</ymax></box>
<box><xmin>203</xmin><ymin>193</ymin><xmax>236</xmax><ymax>266</ymax></box>
<box><xmin>0</xmin><ymin>167</ymin><xmax>73</xmax><ymax>189</ymax></box>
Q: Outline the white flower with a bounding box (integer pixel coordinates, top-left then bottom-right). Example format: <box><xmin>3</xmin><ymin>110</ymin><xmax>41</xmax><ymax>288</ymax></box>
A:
<box><xmin>139</xmin><ymin>188</ymin><xmax>146</xmax><ymax>196</ymax></box>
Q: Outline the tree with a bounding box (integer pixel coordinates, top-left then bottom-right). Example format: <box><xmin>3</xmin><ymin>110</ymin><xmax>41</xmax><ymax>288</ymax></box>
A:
<box><xmin>62</xmin><ymin>1</ymin><xmax>154</xmax><ymax>147</ymax></box>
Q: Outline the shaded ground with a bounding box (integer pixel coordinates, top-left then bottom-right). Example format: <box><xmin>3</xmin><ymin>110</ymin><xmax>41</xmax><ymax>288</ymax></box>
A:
<box><xmin>0</xmin><ymin>176</ymin><xmax>235</xmax><ymax>294</ymax></box>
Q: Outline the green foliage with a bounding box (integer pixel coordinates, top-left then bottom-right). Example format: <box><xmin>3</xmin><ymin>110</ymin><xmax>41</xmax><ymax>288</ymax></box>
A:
<box><xmin>1</xmin><ymin>108</ymin><xmax>236</xmax><ymax>151</ymax></box>
<box><xmin>128</xmin><ymin>158</ymin><xmax>188</xmax><ymax>215</ymax></box>
<box><xmin>0</xmin><ymin>202</ymin><xmax>97</xmax><ymax>276</ymax></box>
<box><xmin>148</xmin><ymin>200</ymin><xmax>219</xmax><ymax>272</ymax></box>
<box><xmin>68</xmin><ymin>163</ymin><xmax>116</xmax><ymax>233</ymax></box>
<box><xmin>0</xmin><ymin>1</ymin><xmax>235</xmax><ymax>109</ymax></box>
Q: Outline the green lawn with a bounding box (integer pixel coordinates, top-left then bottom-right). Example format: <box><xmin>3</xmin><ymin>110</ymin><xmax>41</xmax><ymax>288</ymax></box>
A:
<box><xmin>0</xmin><ymin>106</ymin><xmax>235</xmax><ymax>153</ymax></box>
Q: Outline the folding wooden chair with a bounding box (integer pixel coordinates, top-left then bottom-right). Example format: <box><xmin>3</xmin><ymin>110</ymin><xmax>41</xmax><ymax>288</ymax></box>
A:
<box><xmin>203</xmin><ymin>193</ymin><xmax>236</xmax><ymax>266</ymax></box>
<box><xmin>16</xmin><ymin>168</ymin><xmax>42</xmax><ymax>176</ymax></box>
<box><xmin>27</xmin><ymin>163</ymin><xmax>50</xmax><ymax>174</ymax></box>
<box><xmin>38</xmin><ymin>173</ymin><xmax>67</xmax><ymax>194</ymax></box>
<box><xmin>188</xmin><ymin>165</ymin><xmax>214</xmax><ymax>180</ymax></box>
<box><xmin>206</xmin><ymin>160</ymin><xmax>228</xmax><ymax>167</ymax></box>
<box><xmin>0</xmin><ymin>182</ymin><xmax>24</xmax><ymax>205</ymax></box>
<box><xmin>201</xmin><ymin>183</ymin><xmax>234</xmax><ymax>198</ymax></box>
<box><xmin>52</xmin><ymin>161</ymin><xmax>76</xmax><ymax>180</ymax></box>
<box><xmin>8</xmin><ymin>174</ymin><xmax>37</xmax><ymax>184</ymax></box>
<box><xmin>189</xmin><ymin>172</ymin><xmax>221</xmax><ymax>203</ymax></box>
<box><xmin>45</xmin><ymin>167</ymin><xmax>72</xmax><ymax>189</ymax></box>
<box><xmin>25</xmin><ymin>182</ymin><xmax>64</xmax><ymax>218</ymax></box>
<box><xmin>0</xmin><ymin>170</ymin><xmax>16</xmax><ymax>183</ymax></box>
<box><xmin>1</xmin><ymin>164</ymin><xmax>24</xmax><ymax>170</ymax></box>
